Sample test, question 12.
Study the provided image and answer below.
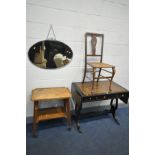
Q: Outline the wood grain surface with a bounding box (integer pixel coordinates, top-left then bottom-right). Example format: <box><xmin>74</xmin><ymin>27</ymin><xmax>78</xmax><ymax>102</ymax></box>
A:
<box><xmin>77</xmin><ymin>81</ymin><xmax>128</xmax><ymax>96</ymax></box>
<box><xmin>32</xmin><ymin>87</ymin><xmax>71</xmax><ymax>101</ymax></box>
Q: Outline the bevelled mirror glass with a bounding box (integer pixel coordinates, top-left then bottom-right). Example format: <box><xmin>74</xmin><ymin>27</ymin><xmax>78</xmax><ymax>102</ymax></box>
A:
<box><xmin>28</xmin><ymin>40</ymin><xmax>73</xmax><ymax>69</ymax></box>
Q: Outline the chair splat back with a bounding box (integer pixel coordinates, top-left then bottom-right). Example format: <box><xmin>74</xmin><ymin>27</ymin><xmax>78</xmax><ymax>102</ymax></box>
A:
<box><xmin>85</xmin><ymin>32</ymin><xmax>104</xmax><ymax>62</ymax></box>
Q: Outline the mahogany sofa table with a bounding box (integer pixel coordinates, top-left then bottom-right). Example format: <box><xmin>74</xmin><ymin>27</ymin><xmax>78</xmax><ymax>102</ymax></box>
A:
<box><xmin>31</xmin><ymin>87</ymin><xmax>71</xmax><ymax>137</ymax></box>
<box><xmin>71</xmin><ymin>81</ymin><xmax>129</xmax><ymax>133</ymax></box>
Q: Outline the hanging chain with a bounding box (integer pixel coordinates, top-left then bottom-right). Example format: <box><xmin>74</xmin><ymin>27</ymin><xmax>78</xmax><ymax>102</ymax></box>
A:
<box><xmin>46</xmin><ymin>24</ymin><xmax>56</xmax><ymax>40</ymax></box>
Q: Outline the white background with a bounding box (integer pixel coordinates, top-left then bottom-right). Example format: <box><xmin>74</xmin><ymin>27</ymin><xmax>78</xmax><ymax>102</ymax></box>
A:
<box><xmin>0</xmin><ymin>0</ymin><xmax>155</xmax><ymax>155</ymax></box>
<box><xmin>26</xmin><ymin>0</ymin><xmax>129</xmax><ymax>117</ymax></box>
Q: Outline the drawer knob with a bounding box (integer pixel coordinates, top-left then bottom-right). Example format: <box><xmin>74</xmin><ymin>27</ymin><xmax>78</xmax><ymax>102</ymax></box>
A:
<box><xmin>122</xmin><ymin>94</ymin><xmax>124</xmax><ymax>97</ymax></box>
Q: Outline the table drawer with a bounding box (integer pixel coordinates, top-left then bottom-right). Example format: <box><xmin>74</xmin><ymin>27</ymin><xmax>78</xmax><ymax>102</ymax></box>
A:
<box><xmin>116</xmin><ymin>93</ymin><xmax>128</xmax><ymax>98</ymax></box>
<box><xmin>83</xmin><ymin>93</ymin><xmax>128</xmax><ymax>102</ymax></box>
<box><xmin>83</xmin><ymin>95</ymin><xmax>110</xmax><ymax>102</ymax></box>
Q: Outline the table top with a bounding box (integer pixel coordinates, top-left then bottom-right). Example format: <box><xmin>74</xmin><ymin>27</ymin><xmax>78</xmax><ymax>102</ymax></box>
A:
<box><xmin>73</xmin><ymin>81</ymin><xmax>128</xmax><ymax>96</ymax></box>
<box><xmin>87</xmin><ymin>62</ymin><xmax>114</xmax><ymax>68</ymax></box>
<box><xmin>32</xmin><ymin>87</ymin><xmax>71</xmax><ymax>101</ymax></box>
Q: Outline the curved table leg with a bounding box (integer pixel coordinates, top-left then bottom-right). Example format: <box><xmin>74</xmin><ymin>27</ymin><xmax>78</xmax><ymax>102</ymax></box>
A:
<box><xmin>75</xmin><ymin>103</ymin><xmax>82</xmax><ymax>133</ymax></box>
<box><xmin>110</xmin><ymin>98</ymin><xmax>120</xmax><ymax>125</ymax></box>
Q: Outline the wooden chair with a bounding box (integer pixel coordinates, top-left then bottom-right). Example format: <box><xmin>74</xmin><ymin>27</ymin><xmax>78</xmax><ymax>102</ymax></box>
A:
<box><xmin>82</xmin><ymin>32</ymin><xmax>116</xmax><ymax>92</ymax></box>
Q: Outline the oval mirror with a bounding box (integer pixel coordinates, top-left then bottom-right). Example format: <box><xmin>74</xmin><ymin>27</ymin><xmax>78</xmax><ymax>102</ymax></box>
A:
<box><xmin>28</xmin><ymin>40</ymin><xmax>73</xmax><ymax>69</ymax></box>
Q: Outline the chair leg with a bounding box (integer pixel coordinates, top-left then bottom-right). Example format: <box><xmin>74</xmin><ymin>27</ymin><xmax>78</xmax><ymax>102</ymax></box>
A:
<box><xmin>109</xmin><ymin>67</ymin><xmax>116</xmax><ymax>91</ymax></box>
<box><xmin>97</xmin><ymin>68</ymin><xmax>101</xmax><ymax>83</ymax></box>
<box><xmin>82</xmin><ymin>65</ymin><xmax>87</xmax><ymax>83</ymax></box>
<box><xmin>91</xmin><ymin>68</ymin><xmax>96</xmax><ymax>91</ymax></box>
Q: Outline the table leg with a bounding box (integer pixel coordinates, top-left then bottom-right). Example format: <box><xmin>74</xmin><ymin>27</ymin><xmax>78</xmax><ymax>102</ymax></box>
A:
<box><xmin>110</xmin><ymin>98</ymin><xmax>120</xmax><ymax>125</ymax></box>
<box><xmin>75</xmin><ymin>103</ymin><xmax>82</xmax><ymax>133</ymax></box>
<box><xmin>65</xmin><ymin>99</ymin><xmax>71</xmax><ymax>130</ymax></box>
<box><xmin>32</xmin><ymin>101</ymin><xmax>39</xmax><ymax>137</ymax></box>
